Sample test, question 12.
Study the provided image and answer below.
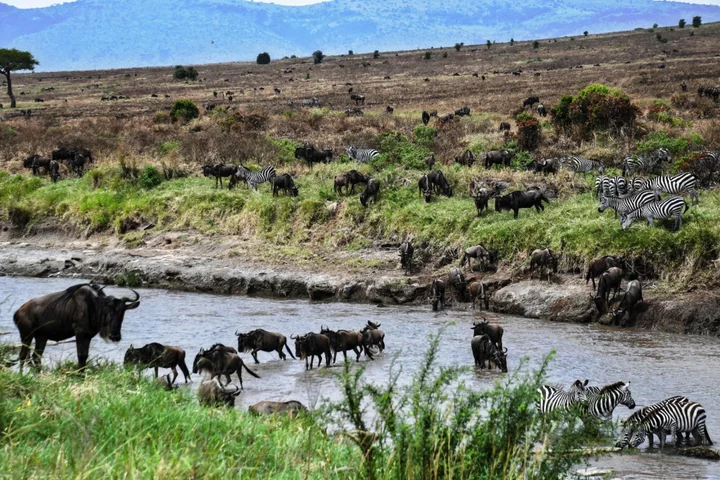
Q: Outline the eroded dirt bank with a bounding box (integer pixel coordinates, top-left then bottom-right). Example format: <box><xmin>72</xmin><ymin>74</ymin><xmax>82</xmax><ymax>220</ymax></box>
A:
<box><xmin>1</xmin><ymin>231</ymin><xmax>718</xmax><ymax>337</ymax></box>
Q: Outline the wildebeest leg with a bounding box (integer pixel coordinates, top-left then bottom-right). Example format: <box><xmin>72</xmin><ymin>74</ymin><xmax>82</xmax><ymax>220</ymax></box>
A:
<box><xmin>332</xmin><ymin>350</ymin><xmax>337</xmax><ymax>364</ymax></box>
<box><xmin>353</xmin><ymin>346</ymin><xmax>361</xmax><ymax>362</ymax></box>
<box><xmin>18</xmin><ymin>334</ymin><xmax>33</xmax><ymax>372</ymax></box>
<box><xmin>236</xmin><ymin>369</ymin><xmax>244</xmax><ymax>390</ymax></box>
<box><xmin>76</xmin><ymin>336</ymin><xmax>92</xmax><ymax>370</ymax></box>
<box><xmin>342</xmin><ymin>349</ymin><xmax>349</xmax><ymax>363</ymax></box>
<box><xmin>170</xmin><ymin>366</ymin><xmax>179</xmax><ymax>384</ymax></box>
<box><xmin>513</xmin><ymin>208</ymin><xmax>519</xmax><ymax>219</ymax></box>
<box><xmin>277</xmin><ymin>346</ymin><xmax>286</xmax><ymax>361</ymax></box>
<box><xmin>179</xmin><ymin>359</ymin><xmax>191</xmax><ymax>383</ymax></box>
<box><xmin>305</xmin><ymin>357</ymin><xmax>310</xmax><ymax>370</ymax></box>
<box><xmin>251</xmin><ymin>349</ymin><xmax>260</xmax><ymax>364</ymax></box>
<box><xmin>224</xmin><ymin>373</ymin><xmax>232</xmax><ymax>386</ymax></box>
<box><xmin>31</xmin><ymin>337</ymin><xmax>48</xmax><ymax>370</ymax></box>
<box><xmin>324</xmin><ymin>352</ymin><xmax>331</xmax><ymax>367</ymax></box>
<box><xmin>154</xmin><ymin>366</ymin><xmax>159</xmax><ymax>378</ymax></box>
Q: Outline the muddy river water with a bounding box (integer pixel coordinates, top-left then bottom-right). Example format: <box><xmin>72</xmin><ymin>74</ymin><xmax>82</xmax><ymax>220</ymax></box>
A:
<box><xmin>1</xmin><ymin>276</ymin><xmax>719</xmax><ymax>479</ymax></box>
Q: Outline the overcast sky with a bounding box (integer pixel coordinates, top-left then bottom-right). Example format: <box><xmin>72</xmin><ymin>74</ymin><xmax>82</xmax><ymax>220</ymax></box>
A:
<box><xmin>3</xmin><ymin>0</ymin><xmax>719</xmax><ymax>7</ymax></box>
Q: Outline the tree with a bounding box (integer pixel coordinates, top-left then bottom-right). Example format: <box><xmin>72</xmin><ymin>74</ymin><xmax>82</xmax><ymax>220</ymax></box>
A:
<box><xmin>678</xmin><ymin>18</ymin><xmax>686</xmax><ymax>29</ymax></box>
<box><xmin>533</xmin><ymin>40</ymin><xmax>539</xmax><ymax>49</ymax></box>
<box><xmin>173</xmin><ymin>65</ymin><xmax>198</xmax><ymax>81</ymax></box>
<box><xmin>256</xmin><ymin>52</ymin><xmax>271</xmax><ymax>64</ymax></box>
<box><xmin>373</xmin><ymin>50</ymin><xmax>380</xmax><ymax>59</ymax></box>
<box><xmin>583</xmin><ymin>31</ymin><xmax>588</xmax><ymax>36</ymax></box>
<box><xmin>170</xmin><ymin>99</ymin><xmax>199</xmax><ymax>122</ymax></box>
<box><xmin>424</xmin><ymin>51</ymin><xmax>432</xmax><ymax>60</ymax></box>
<box><xmin>653</xmin><ymin>23</ymin><xmax>658</xmax><ymax>29</ymax></box>
<box><xmin>486</xmin><ymin>40</ymin><xmax>492</xmax><ymax>49</ymax></box>
<box><xmin>312</xmin><ymin>50</ymin><xmax>324</xmax><ymax>64</ymax></box>
<box><xmin>348</xmin><ymin>50</ymin><xmax>354</xmax><ymax>55</ymax></box>
<box><xmin>510</xmin><ymin>38</ymin><xmax>514</xmax><ymax>45</ymax></box>
<box><xmin>692</xmin><ymin>16</ymin><xmax>702</xmax><ymax>28</ymax></box>
<box><xmin>0</xmin><ymin>49</ymin><xmax>38</xmax><ymax>108</ymax></box>
<box><xmin>454</xmin><ymin>42</ymin><xmax>463</xmax><ymax>51</ymax></box>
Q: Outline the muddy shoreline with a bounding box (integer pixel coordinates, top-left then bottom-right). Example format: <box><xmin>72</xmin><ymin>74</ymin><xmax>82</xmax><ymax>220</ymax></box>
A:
<box><xmin>1</xmin><ymin>233</ymin><xmax>719</xmax><ymax>337</ymax></box>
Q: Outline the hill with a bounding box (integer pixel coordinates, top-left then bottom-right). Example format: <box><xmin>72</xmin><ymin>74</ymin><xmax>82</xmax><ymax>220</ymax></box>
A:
<box><xmin>1</xmin><ymin>0</ymin><xmax>719</xmax><ymax>71</ymax></box>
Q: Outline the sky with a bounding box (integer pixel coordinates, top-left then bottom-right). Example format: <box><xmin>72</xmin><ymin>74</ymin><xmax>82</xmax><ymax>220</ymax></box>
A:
<box><xmin>2</xmin><ymin>0</ymin><xmax>719</xmax><ymax>6</ymax></box>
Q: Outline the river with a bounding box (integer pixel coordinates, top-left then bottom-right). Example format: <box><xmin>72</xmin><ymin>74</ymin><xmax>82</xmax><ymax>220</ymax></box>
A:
<box><xmin>1</xmin><ymin>276</ymin><xmax>718</xmax><ymax>479</ymax></box>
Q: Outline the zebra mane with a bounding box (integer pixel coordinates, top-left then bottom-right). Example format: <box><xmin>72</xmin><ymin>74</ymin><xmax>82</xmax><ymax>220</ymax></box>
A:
<box><xmin>599</xmin><ymin>381</ymin><xmax>627</xmax><ymax>394</ymax></box>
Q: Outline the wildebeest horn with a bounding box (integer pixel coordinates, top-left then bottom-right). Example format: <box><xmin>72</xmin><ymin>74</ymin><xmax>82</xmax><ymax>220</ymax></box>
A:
<box><xmin>503</xmin><ymin>347</ymin><xmax>508</xmax><ymax>354</ymax></box>
<box><xmin>290</xmin><ymin>334</ymin><xmax>297</xmax><ymax>339</ymax></box>
<box><xmin>129</xmin><ymin>343</ymin><xmax>134</xmax><ymax>349</ymax></box>
<box><xmin>235</xmin><ymin>330</ymin><xmax>240</xmax><ymax>336</ymax></box>
<box><xmin>124</xmin><ymin>288</ymin><xmax>140</xmax><ymax>304</ymax></box>
<box><xmin>97</xmin><ymin>285</ymin><xmax>108</xmax><ymax>293</ymax></box>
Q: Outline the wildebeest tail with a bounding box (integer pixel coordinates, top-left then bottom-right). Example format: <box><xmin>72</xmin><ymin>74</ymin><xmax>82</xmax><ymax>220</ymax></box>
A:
<box><xmin>243</xmin><ymin>363</ymin><xmax>261</xmax><ymax>378</ymax></box>
<box><xmin>284</xmin><ymin>342</ymin><xmax>296</xmax><ymax>360</ymax></box>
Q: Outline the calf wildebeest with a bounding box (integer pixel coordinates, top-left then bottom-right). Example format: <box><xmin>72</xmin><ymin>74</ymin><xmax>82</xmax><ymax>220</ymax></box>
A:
<box><xmin>418</xmin><ymin>174</ymin><xmax>433</xmax><ymax>202</ymax></box>
<box><xmin>361</xmin><ymin>321</ymin><xmax>385</xmax><ymax>352</ymax></box>
<box><xmin>484</xmin><ymin>150</ymin><xmax>511</xmax><ymax>169</ymax></box>
<box><xmin>460</xmin><ymin>244</ymin><xmax>492</xmax><ymax>271</ymax></box>
<box><xmin>591</xmin><ymin>267</ymin><xmax>623</xmax><ymax>314</ymax></box>
<box><xmin>295</xmin><ymin>145</ymin><xmax>333</xmax><ymax>168</ymax></box>
<box><xmin>198</xmin><ymin>377</ymin><xmax>241</xmax><ymax>407</ymax></box>
<box><xmin>430</xmin><ymin>279</ymin><xmax>446</xmax><ymax>311</ymax></box>
<box><xmin>537</xmin><ymin>103</ymin><xmax>547</xmax><ymax>117</ymax></box>
<box><xmin>422</xmin><ymin>110</ymin><xmax>430</xmax><ymax>125</ymax></box>
<box><xmin>455</xmin><ymin>149</ymin><xmax>475</xmax><ymax>166</ymax></box>
<box><xmin>49</xmin><ymin>160</ymin><xmax>60</xmax><ymax>182</ymax></box>
<box><xmin>611</xmin><ymin>280</ymin><xmax>643</xmax><ymax>327</ymax></box>
<box><xmin>495</xmin><ymin>190</ymin><xmax>550</xmax><ymax>219</ymax></box>
<box><xmin>529</xmin><ymin>248</ymin><xmax>558</xmax><ymax>281</ymax></box>
<box><xmin>192</xmin><ymin>344</ymin><xmax>260</xmax><ymax>388</ymax></box>
<box><xmin>472</xmin><ymin>188</ymin><xmax>490</xmax><ymax>216</ymax></box>
<box><xmin>271</xmin><ymin>173</ymin><xmax>299</xmax><ymax>197</ymax></box>
<box><xmin>336</xmin><ymin>170</ymin><xmax>369</xmax><ymax>195</ymax></box>
<box><xmin>202</xmin><ymin>164</ymin><xmax>237</xmax><ymax>188</ymax></box>
<box><xmin>586</xmin><ymin>255</ymin><xmax>622</xmax><ymax>289</ymax></box>
<box><xmin>293</xmin><ymin>332</ymin><xmax>332</xmax><ymax>369</ymax></box>
<box><xmin>523</xmin><ymin>96</ymin><xmax>540</xmax><ymax>108</ymax></box>
<box><xmin>424</xmin><ymin>154</ymin><xmax>435</xmax><ymax>169</ymax></box>
<box><xmin>14</xmin><ymin>284</ymin><xmax>140</xmax><ymax>370</ymax></box>
<box><xmin>455</xmin><ymin>106</ymin><xmax>471</xmax><ymax>117</ymax></box>
<box><xmin>124</xmin><ymin>343</ymin><xmax>191</xmax><ymax>384</ymax></box>
<box><xmin>320</xmin><ymin>326</ymin><xmax>372</xmax><ymax>362</ymax></box>
<box><xmin>472</xmin><ymin>318</ymin><xmax>504</xmax><ymax>350</ymax></box>
<box><xmin>360</xmin><ymin>177</ymin><xmax>379</xmax><ymax>207</ymax></box>
<box><xmin>399</xmin><ymin>237</ymin><xmax>414</xmax><ymax>275</ymax></box>
<box><xmin>468</xmin><ymin>281</ymin><xmax>490</xmax><ymax>310</ymax></box>
<box><xmin>236</xmin><ymin>329</ymin><xmax>296</xmax><ymax>364</ymax></box>
<box><xmin>250</xmin><ymin>400</ymin><xmax>308</xmax><ymax>416</ymax></box>
<box><xmin>499</xmin><ymin>122</ymin><xmax>511</xmax><ymax>132</ymax></box>
<box><xmin>471</xmin><ymin>334</ymin><xmax>508</xmax><ymax>372</ymax></box>
<box><xmin>428</xmin><ymin>169</ymin><xmax>452</xmax><ymax>197</ymax></box>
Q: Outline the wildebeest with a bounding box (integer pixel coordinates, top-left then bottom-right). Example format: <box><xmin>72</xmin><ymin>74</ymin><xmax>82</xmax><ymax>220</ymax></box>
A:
<box><xmin>455</xmin><ymin>106</ymin><xmax>471</xmax><ymax>117</ymax></box>
<box><xmin>236</xmin><ymin>329</ymin><xmax>296</xmax><ymax>364</ymax></box>
<box><xmin>611</xmin><ymin>280</ymin><xmax>643</xmax><ymax>327</ymax></box>
<box><xmin>428</xmin><ymin>169</ymin><xmax>452</xmax><ymax>197</ymax></box>
<box><xmin>460</xmin><ymin>244</ymin><xmax>492</xmax><ymax>271</ymax></box>
<box><xmin>586</xmin><ymin>255</ymin><xmax>622</xmax><ymax>289</ymax></box>
<box><xmin>592</xmin><ymin>267</ymin><xmax>623</xmax><ymax>314</ymax></box>
<box><xmin>468</xmin><ymin>281</ymin><xmax>490</xmax><ymax>310</ymax></box>
<box><xmin>271</xmin><ymin>173</ymin><xmax>299</xmax><ymax>197</ymax></box>
<box><xmin>350</xmin><ymin>93</ymin><xmax>365</xmax><ymax>105</ymax></box>
<box><xmin>523</xmin><ymin>96</ymin><xmax>540</xmax><ymax>108</ymax></box>
<box><xmin>484</xmin><ymin>150</ymin><xmax>512</xmax><ymax>169</ymax></box>
<box><xmin>192</xmin><ymin>344</ymin><xmax>260</xmax><ymax>388</ymax></box>
<box><xmin>13</xmin><ymin>284</ymin><xmax>140</xmax><ymax>370</ymax></box>
<box><xmin>438</xmin><ymin>113</ymin><xmax>455</xmax><ymax>124</ymax></box>
<box><xmin>295</xmin><ymin>145</ymin><xmax>333</xmax><ymax>168</ymax></box>
<box><xmin>320</xmin><ymin>326</ymin><xmax>372</xmax><ymax>362</ymax></box>
<box><xmin>430</xmin><ymin>279</ymin><xmax>446</xmax><ymax>311</ymax></box>
<box><xmin>472</xmin><ymin>188</ymin><xmax>490</xmax><ymax>216</ymax></box>
<box><xmin>499</xmin><ymin>122</ymin><xmax>511</xmax><ymax>132</ymax></box>
<box><xmin>249</xmin><ymin>400</ymin><xmax>308</xmax><ymax>416</ymax></box>
<box><xmin>418</xmin><ymin>174</ymin><xmax>433</xmax><ymax>202</ymax></box>
<box><xmin>202</xmin><ymin>164</ymin><xmax>237</xmax><ymax>188</ymax></box>
<box><xmin>52</xmin><ymin>147</ymin><xmax>93</xmax><ymax>165</ymax></box>
<box><xmin>422</xmin><ymin>111</ymin><xmax>430</xmax><ymax>125</ymax></box>
<box><xmin>292</xmin><ymin>332</ymin><xmax>332</xmax><ymax>369</ymax></box>
<box><xmin>537</xmin><ymin>103</ymin><xmax>547</xmax><ymax>117</ymax></box>
<box><xmin>156</xmin><ymin>373</ymin><xmax>178</xmax><ymax>391</ymax></box>
<box><xmin>198</xmin><ymin>377</ymin><xmax>241</xmax><ymax>407</ymax></box>
<box><xmin>360</xmin><ymin>177</ymin><xmax>379</xmax><ymax>207</ymax></box>
<box><xmin>448</xmin><ymin>267</ymin><xmax>467</xmax><ymax>300</ymax></box>
<box><xmin>528</xmin><ymin>158</ymin><xmax>559</xmax><ymax>175</ymax></box>
<box><xmin>529</xmin><ymin>248</ymin><xmax>558</xmax><ymax>281</ymax></box>
<box><xmin>23</xmin><ymin>154</ymin><xmax>50</xmax><ymax>175</ymax></box>
<box><xmin>455</xmin><ymin>150</ymin><xmax>475</xmax><ymax>166</ymax></box>
<box><xmin>49</xmin><ymin>160</ymin><xmax>60</xmax><ymax>182</ymax></box>
<box><xmin>361</xmin><ymin>321</ymin><xmax>385</xmax><ymax>352</ymax></box>
<box><xmin>472</xmin><ymin>318</ymin><xmax>504</xmax><ymax>350</ymax></box>
<box><xmin>335</xmin><ymin>170</ymin><xmax>369</xmax><ymax>195</ymax></box>
<box><xmin>124</xmin><ymin>343</ymin><xmax>191</xmax><ymax>384</ymax></box>
<box><xmin>424</xmin><ymin>154</ymin><xmax>435</xmax><ymax>169</ymax></box>
<box><xmin>495</xmin><ymin>190</ymin><xmax>550</xmax><ymax>218</ymax></box>
<box><xmin>399</xmin><ymin>237</ymin><xmax>414</xmax><ymax>274</ymax></box>
<box><xmin>470</xmin><ymin>334</ymin><xmax>508</xmax><ymax>372</ymax></box>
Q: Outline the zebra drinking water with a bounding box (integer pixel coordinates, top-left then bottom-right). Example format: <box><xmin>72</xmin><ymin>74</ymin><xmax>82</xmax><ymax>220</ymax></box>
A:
<box><xmin>568</xmin><ymin>157</ymin><xmax>604</xmax><ymax>175</ymax></box>
<box><xmin>598</xmin><ymin>191</ymin><xmax>659</xmax><ymax>219</ymax></box>
<box><xmin>346</xmin><ymin>146</ymin><xmax>380</xmax><ymax>163</ymax></box>
<box><xmin>620</xmin><ymin>396</ymin><xmax>690</xmax><ymax>447</ymax></box>
<box><xmin>233</xmin><ymin>165</ymin><xmax>277</xmax><ymax>190</ymax></box>
<box><xmin>536</xmin><ymin>379</ymin><xmax>588</xmax><ymax>413</ymax></box>
<box><xmin>621</xmin><ymin>196</ymin><xmax>688</xmax><ymax>231</ymax></box>
<box><xmin>632</xmin><ymin>172</ymin><xmax>700</xmax><ymax>205</ymax></box>
<box><xmin>583</xmin><ymin>381</ymin><xmax>636</xmax><ymax>421</ymax></box>
<box><xmin>621</xmin><ymin>400</ymin><xmax>713</xmax><ymax>449</ymax></box>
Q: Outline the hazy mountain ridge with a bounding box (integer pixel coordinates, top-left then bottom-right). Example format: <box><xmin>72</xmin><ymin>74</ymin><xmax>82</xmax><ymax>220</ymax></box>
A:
<box><xmin>1</xmin><ymin>0</ymin><xmax>719</xmax><ymax>71</ymax></box>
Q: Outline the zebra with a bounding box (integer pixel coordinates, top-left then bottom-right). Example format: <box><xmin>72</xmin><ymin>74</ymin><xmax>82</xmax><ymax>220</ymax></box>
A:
<box><xmin>611</xmin><ymin>176</ymin><xmax>628</xmax><ymax>196</ymax></box>
<box><xmin>621</xmin><ymin>196</ymin><xmax>688</xmax><ymax>231</ymax></box>
<box><xmin>622</xmin><ymin>148</ymin><xmax>671</xmax><ymax>176</ymax></box>
<box><xmin>598</xmin><ymin>190</ymin><xmax>659</xmax><ymax>219</ymax></box>
<box><xmin>583</xmin><ymin>381</ymin><xmax>635</xmax><ymax>421</ymax></box>
<box><xmin>633</xmin><ymin>172</ymin><xmax>700</xmax><ymax>205</ymax></box>
<box><xmin>536</xmin><ymin>379</ymin><xmax>588</xmax><ymax>413</ymax></box>
<box><xmin>620</xmin><ymin>396</ymin><xmax>690</xmax><ymax>447</ymax></box>
<box><xmin>234</xmin><ymin>165</ymin><xmax>276</xmax><ymax>190</ymax></box>
<box><xmin>568</xmin><ymin>156</ymin><xmax>604</xmax><ymax>175</ymax></box>
<box><xmin>621</xmin><ymin>400</ymin><xmax>713</xmax><ymax>449</ymax></box>
<box><xmin>346</xmin><ymin>146</ymin><xmax>380</xmax><ymax>163</ymax></box>
<box><xmin>594</xmin><ymin>175</ymin><xmax>611</xmax><ymax>197</ymax></box>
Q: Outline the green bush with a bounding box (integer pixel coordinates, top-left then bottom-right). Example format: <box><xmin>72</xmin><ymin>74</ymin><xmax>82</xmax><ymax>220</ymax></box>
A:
<box><xmin>157</xmin><ymin>140</ymin><xmax>180</xmax><ymax>156</ymax></box>
<box><xmin>678</xmin><ymin>19</ymin><xmax>686</xmax><ymax>29</ymax></box>
<box><xmin>256</xmin><ymin>52</ymin><xmax>271</xmax><ymax>64</ymax></box>
<box><xmin>413</xmin><ymin>125</ymin><xmax>437</xmax><ymax>149</ymax></box>
<box><xmin>139</xmin><ymin>166</ymin><xmax>163</xmax><ymax>189</ymax></box>
<box><xmin>312</xmin><ymin>50</ymin><xmax>324</xmax><ymax>64</ymax></box>
<box><xmin>374</xmin><ymin>131</ymin><xmax>430</xmax><ymax>170</ymax></box>
<box><xmin>533</xmin><ymin>40</ymin><xmax>539</xmax><ymax>49</ymax></box>
<box><xmin>173</xmin><ymin>65</ymin><xmax>198</xmax><ymax>81</ymax></box>
<box><xmin>170</xmin><ymin>99</ymin><xmax>199</xmax><ymax>122</ymax></box>
<box><xmin>454</xmin><ymin>42</ymin><xmax>463</xmax><ymax>51</ymax></box>
<box><xmin>636</xmin><ymin>131</ymin><xmax>688</xmax><ymax>155</ymax></box>
<box><xmin>424</xmin><ymin>51</ymin><xmax>432</xmax><ymax>60</ymax></box>
<box><xmin>692</xmin><ymin>16</ymin><xmax>702</xmax><ymax>28</ymax></box>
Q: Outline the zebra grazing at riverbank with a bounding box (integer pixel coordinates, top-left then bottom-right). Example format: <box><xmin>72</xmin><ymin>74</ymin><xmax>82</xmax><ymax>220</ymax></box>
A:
<box><xmin>346</xmin><ymin>147</ymin><xmax>380</xmax><ymax>163</ymax></box>
<box><xmin>584</xmin><ymin>381</ymin><xmax>636</xmax><ymax>421</ymax></box>
<box><xmin>621</xmin><ymin>196</ymin><xmax>688</xmax><ymax>231</ymax></box>
<box><xmin>235</xmin><ymin>165</ymin><xmax>276</xmax><ymax>190</ymax></box>
<box><xmin>622</xmin><ymin>148</ymin><xmax>671</xmax><ymax>176</ymax></box>
<box><xmin>598</xmin><ymin>191</ymin><xmax>659</xmax><ymax>219</ymax></box>
<box><xmin>536</xmin><ymin>379</ymin><xmax>588</xmax><ymax>413</ymax></box>
<box><xmin>633</xmin><ymin>172</ymin><xmax>700</xmax><ymax>205</ymax></box>
<box><xmin>621</xmin><ymin>400</ymin><xmax>713</xmax><ymax>449</ymax></box>
<box><xmin>568</xmin><ymin>157</ymin><xmax>604</xmax><ymax>175</ymax></box>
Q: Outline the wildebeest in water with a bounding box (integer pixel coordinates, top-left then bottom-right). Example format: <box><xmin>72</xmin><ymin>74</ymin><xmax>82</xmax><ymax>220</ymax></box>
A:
<box><xmin>292</xmin><ymin>332</ymin><xmax>332</xmax><ymax>369</ymax></box>
<box><xmin>249</xmin><ymin>400</ymin><xmax>308</xmax><ymax>417</ymax></box>
<box><xmin>124</xmin><ymin>342</ymin><xmax>192</xmax><ymax>384</ymax></box>
<box><xmin>198</xmin><ymin>377</ymin><xmax>241</xmax><ymax>407</ymax></box>
<box><xmin>471</xmin><ymin>318</ymin><xmax>503</xmax><ymax>350</ymax></box>
<box><xmin>361</xmin><ymin>321</ymin><xmax>385</xmax><ymax>352</ymax></box>
<box><xmin>192</xmin><ymin>344</ymin><xmax>260</xmax><ymax>389</ymax></box>
<box><xmin>13</xmin><ymin>284</ymin><xmax>140</xmax><ymax>370</ymax></box>
<box><xmin>319</xmin><ymin>326</ymin><xmax>373</xmax><ymax>362</ymax></box>
<box><xmin>235</xmin><ymin>328</ymin><xmax>296</xmax><ymax>364</ymax></box>
<box><xmin>430</xmin><ymin>279</ymin><xmax>446</xmax><ymax>311</ymax></box>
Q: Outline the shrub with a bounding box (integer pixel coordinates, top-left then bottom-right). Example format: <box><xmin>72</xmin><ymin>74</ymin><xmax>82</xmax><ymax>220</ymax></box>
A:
<box><xmin>653</xmin><ymin>23</ymin><xmax>659</xmax><ymax>29</ymax></box>
<box><xmin>533</xmin><ymin>40</ymin><xmax>539</xmax><ymax>49</ymax></box>
<box><xmin>348</xmin><ymin>50</ymin><xmax>354</xmax><ymax>55</ymax></box>
<box><xmin>173</xmin><ymin>65</ymin><xmax>198</xmax><ymax>81</ymax></box>
<box><xmin>486</xmin><ymin>40</ymin><xmax>492</xmax><ymax>49</ymax></box>
<box><xmin>454</xmin><ymin>42</ymin><xmax>463</xmax><ymax>51</ymax></box>
<box><xmin>517</xmin><ymin>115</ymin><xmax>541</xmax><ymax>151</ymax></box>
<box><xmin>424</xmin><ymin>51</ymin><xmax>432</xmax><ymax>60</ymax></box>
<box><xmin>413</xmin><ymin>125</ymin><xmax>437</xmax><ymax>149</ymax></box>
<box><xmin>584</xmin><ymin>31</ymin><xmax>589</xmax><ymax>36</ymax></box>
<box><xmin>510</xmin><ymin>38</ymin><xmax>514</xmax><ymax>45</ymax></box>
<box><xmin>442</xmin><ymin>52</ymin><xmax>448</xmax><ymax>58</ymax></box>
<box><xmin>373</xmin><ymin>50</ymin><xmax>380</xmax><ymax>59</ymax></box>
<box><xmin>169</xmin><ymin>99</ymin><xmax>199</xmax><ymax>122</ymax></box>
<box><xmin>692</xmin><ymin>16</ymin><xmax>701</xmax><ymax>28</ymax></box>
<box><xmin>256</xmin><ymin>52</ymin><xmax>271</xmax><ymax>64</ymax></box>
<box><xmin>157</xmin><ymin>141</ymin><xmax>180</xmax><ymax>156</ymax></box>
<box><xmin>312</xmin><ymin>50</ymin><xmax>324</xmax><ymax>64</ymax></box>
<box><xmin>636</xmin><ymin>131</ymin><xmax>688</xmax><ymax>156</ymax></box>
<box><xmin>139</xmin><ymin>166</ymin><xmax>163</xmax><ymax>189</ymax></box>
<box><xmin>678</xmin><ymin>19</ymin><xmax>686</xmax><ymax>29</ymax></box>
<box><xmin>374</xmin><ymin>131</ymin><xmax>429</xmax><ymax>169</ymax></box>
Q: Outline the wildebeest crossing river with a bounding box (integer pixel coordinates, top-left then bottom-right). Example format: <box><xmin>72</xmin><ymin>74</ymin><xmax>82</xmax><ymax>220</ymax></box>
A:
<box><xmin>1</xmin><ymin>276</ymin><xmax>719</xmax><ymax>479</ymax></box>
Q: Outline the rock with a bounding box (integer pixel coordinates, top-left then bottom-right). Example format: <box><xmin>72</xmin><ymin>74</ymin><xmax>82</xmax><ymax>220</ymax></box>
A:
<box><xmin>678</xmin><ymin>446</ymin><xmax>720</xmax><ymax>460</ymax></box>
<box><xmin>575</xmin><ymin>467</ymin><xmax>614</xmax><ymax>477</ymax></box>
<box><xmin>308</xmin><ymin>281</ymin><xmax>336</xmax><ymax>301</ymax></box>
<box><xmin>492</xmin><ymin>281</ymin><xmax>596</xmax><ymax>322</ymax></box>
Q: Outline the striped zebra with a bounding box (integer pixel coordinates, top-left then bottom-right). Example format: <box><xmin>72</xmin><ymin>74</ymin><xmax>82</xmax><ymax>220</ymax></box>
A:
<box><xmin>595</xmin><ymin>176</ymin><xmax>610</xmax><ymax>197</ymax></box>
<box><xmin>235</xmin><ymin>165</ymin><xmax>276</xmax><ymax>190</ymax></box>
<box><xmin>598</xmin><ymin>190</ymin><xmax>659</xmax><ymax>219</ymax></box>
<box><xmin>634</xmin><ymin>172</ymin><xmax>700</xmax><ymax>205</ymax></box>
<box><xmin>620</xmin><ymin>196</ymin><xmax>688</xmax><ymax>231</ymax></box>
<box><xmin>346</xmin><ymin>146</ymin><xmax>380</xmax><ymax>163</ymax></box>
<box><xmin>595</xmin><ymin>176</ymin><xmax>628</xmax><ymax>197</ymax></box>
<box><xmin>536</xmin><ymin>379</ymin><xmax>588</xmax><ymax>413</ymax></box>
<box><xmin>568</xmin><ymin>156</ymin><xmax>604</xmax><ymax>175</ymax></box>
<box><xmin>621</xmin><ymin>148</ymin><xmax>671</xmax><ymax>176</ymax></box>
<box><xmin>620</xmin><ymin>396</ymin><xmax>690</xmax><ymax>447</ymax></box>
<box><xmin>583</xmin><ymin>381</ymin><xmax>635</xmax><ymax>421</ymax></box>
<box><xmin>691</xmin><ymin>150</ymin><xmax>720</xmax><ymax>187</ymax></box>
<box><xmin>622</xmin><ymin>400</ymin><xmax>713</xmax><ymax>449</ymax></box>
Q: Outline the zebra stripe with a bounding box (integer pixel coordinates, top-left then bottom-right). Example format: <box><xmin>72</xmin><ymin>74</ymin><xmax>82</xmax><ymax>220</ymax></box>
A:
<box><xmin>598</xmin><ymin>190</ymin><xmax>658</xmax><ymax>217</ymax></box>
<box><xmin>346</xmin><ymin>147</ymin><xmax>380</xmax><ymax>163</ymax></box>
<box><xmin>634</xmin><ymin>172</ymin><xmax>700</xmax><ymax>205</ymax></box>
<box><xmin>624</xmin><ymin>401</ymin><xmax>713</xmax><ymax>448</ymax></box>
<box><xmin>584</xmin><ymin>381</ymin><xmax>635</xmax><ymax>420</ymax></box>
<box><xmin>568</xmin><ymin>156</ymin><xmax>604</xmax><ymax>174</ymax></box>
<box><xmin>621</xmin><ymin>196</ymin><xmax>688</xmax><ymax>231</ymax></box>
<box><xmin>236</xmin><ymin>165</ymin><xmax>276</xmax><ymax>190</ymax></box>
<box><xmin>536</xmin><ymin>380</ymin><xmax>587</xmax><ymax>413</ymax></box>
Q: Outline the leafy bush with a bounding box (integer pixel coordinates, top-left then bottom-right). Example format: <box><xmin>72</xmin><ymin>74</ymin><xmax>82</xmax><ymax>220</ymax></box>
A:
<box><xmin>533</xmin><ymin>40</ymin><xmax>539</xmax><ymax>49</ymax></box>
<box><xmin>157</xmin><ymin>141</ymin><xmax>180</xmax><ymax>156</ymax></box>
<box><xmin>454</xmin><ymin>42</ymin><xmax>463</xmax><ymax>51</ymax></box>
<box><xmin>139</xmin><ymin>166</ymin><xmax>163</xmax><ymax>189</ymax></box>
<box><xmin>374</xmin><ymin>131</ymin><xmax>429</xmax><ymax>170</ymax></box>
<box><xmin>693</xmin><ymin>16</ymin><xmax>702</xmax><ymax>28</ymax></box>
<box><xmin>312</xmin><ymin>50</ymin><xmax>324</xmax><ymax>64</ymax></box>
<box><xmin>584</xmin><ymin>31</ymin><xmax>589</xmax><ymax>36</ymax></box>
<box><xmin>256</xmin><ymin>52</ymin><xmax>271</xmax><ymax>64</ymax></box>
<box><xmin>636</xmin><ymin>131</ymin><xmax>688</xmax><ymax>155</ymax></box>
<box><xmin>170</xmin><ymin>99</ymin><xmax>199</xmax><ymax>122</ymax></box>
<box><xmin>173</xmin><ymin>65</ymin><xmax>198</xmax><ymax>81</ymax></box>
<box><xmin>413</xmin><ymin>125</ymin><xmax>437</xmax><ymax>149</ymax></box>
<box><xmin>678</xmin><ymin>18</ymin><xmax>686</xmax><ymax>29</ymax></box>
<box><xmin>486</xmin><ymin>40</ymin><xmax>492</xmax><ymax>49</ymax></box>
<box><xmin>373</xmin><ymin>50</ymin><xmax>380</xmax><ymax>59</ymax></box>
<box><xmin>348</xmin><ymin>50</ymin><xmax>354</xmax><ymax>55</ymax></box>
<box><xmin>424</xmin><ymin>51</ymin><xmax>432</xmax><ymax>60</ymax></box>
